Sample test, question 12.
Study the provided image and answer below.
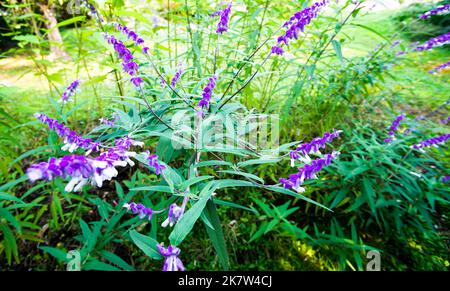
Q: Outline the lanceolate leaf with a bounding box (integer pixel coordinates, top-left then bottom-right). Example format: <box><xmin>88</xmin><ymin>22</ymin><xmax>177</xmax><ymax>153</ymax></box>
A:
<box><xmin>129</xmin><ymin>230</ymin><xmax>162</xmax><ymax>260</ymax></box>
<box><xmin>202</xmin><ymin>199</ymin><xmax>230</xmax><ymax>270</ymax></box>
<box><xmin>169</xmin><ymin>184</ymin><xmax>215</xmax><ymax>246</ymax></box>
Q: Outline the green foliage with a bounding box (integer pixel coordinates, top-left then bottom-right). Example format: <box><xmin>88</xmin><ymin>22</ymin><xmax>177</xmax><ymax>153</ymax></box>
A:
<box><xmin>0</xmin><ymin>0</ymin><xmax>449</xmax><ymax>271</ymax></box>
<box><xmin>391</xmin><ymin>0</ymin><xmax>450</xmax><ymax>42</ymax></box>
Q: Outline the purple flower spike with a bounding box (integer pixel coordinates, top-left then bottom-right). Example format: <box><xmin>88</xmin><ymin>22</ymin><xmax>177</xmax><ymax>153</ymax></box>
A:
<box><xmin>429</xmin><ymin>61</ymin><xmax>450</xmax><ymax>74</ymax></box>
<box><xmin>289</xmin><ymin>129</ymin><xmax>341</xmax><ymax>167</ymax></box>
<box><xmin>384</xmin><ymin>114</ymin><xmax>405</xmax><ymax>143</ymax></box>
<box><xmin>26</xmin><ymin>134</ymin><xmax>143</xmax><ymax>192</ymax></box>
<box><xmin>123</xmin><ymin>202</ymin><xmax>153</xmax><ymax>221</ymax></box>
<box><xmin>272</xmin><ymin>0</ymin><xmax>329</xmax><ymax>55</ymax></box>
<box><xmin>214</xmin><ymin>2</ymin><xmax>232</xmax><ymax>34</ymax></box>
<box><xmin>197</xmin><ymin>75</ymin><xmax>218</xmax><ymax>115</ymax></box>
<box><xmin>413</xmin><ymin>32</ymin><xmax>450</xmax><ymax>52</ymax></box>
<box><xmin>61</xmin><ymin>80</ymin><xmax>80</xmax><ymax>103</ymax></box>
<box><xmin>442</xmin><ymin>175</ymin><xmax>450</xmax><ymax>183</ymax></box>
<box><xmin>271</xmin><ymin>45</ymin><xmax>284</xmax><ymax>55</ymax></box>
<box><xmin>171</xmin><ymin>64</ymin><xmax>183</xmax><ymax>88</ymax></box>
<box><xmin>104</xmin><ymin>33</ymin><xmax>142</xmax><ymax>87</ymax></box>
<box><xmin>35</xmin><ymin>113</ymin><xmax>102</xmax><ymax>153</ymax></box>
<box><xmin>420</xmin><ymin>4</ymin><xmax>450</xmax><ymax>20</ymax></box>
<box><xmin>441</xmin><ymin>116</ymin><xmax>450</xmax><ymax>125</ymax></box>
<box><xmin>157</xmin><ymin>244</ymin><xmax>185</xmax><ymax>271</ymax></box>
<box><xmin>280</xmin><ymin>151</ymin><xmax>339</xmax><ymax>193</ymax></box>
<box><xmin>115</xmin><ymin>23</ymin><xmax>146</xmax><ymax>47</ymax></box>
<box><xmin>145</xmin><ymin>151</ymin><xmax>166</xmax><ymax>175</ymax></box>
<box><xmin>411</xmin><ymin>133</ymin><xmax>450</xmax><ymax>151</ymax></box>
<box><xmin>161</xmin><ymin>203</ymin><xmax>183</xmax><ymax>228</ymax></box>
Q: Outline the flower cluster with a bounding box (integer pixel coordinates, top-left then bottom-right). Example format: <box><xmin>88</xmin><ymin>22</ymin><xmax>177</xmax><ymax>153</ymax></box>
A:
<box><xmin>442</xmin><ymin>176</ymin><xmax>450</xmax><ymax>183</ymax></box>
<box><xmin>146</xmin><ymin>151</ymin><xmax>166</xmax><ymax>175</ymax></box>
<box><xmin>289</xmin><ymin>129</ymin><xmax>341</xmax><ymax>166</ymax></box>
<box><xmin>441</xmin><ymin>116</ymin><xmax>450</xmax><ymax>125</ymax></box>
<box><xmin>26</xmin><ymin>135</ymin><xmax>143</xmax><ymax>192</ymax></box>
<box><xmin>384</xmin><ymin>114</ymin><xmax>405</xmax><ymax>143</ymax></box>
<box><xmin>61</xmin><ymin>80</ymin><xmax>80</xmax><ymax>103</ymax></box>
<box><xmin>171</xmin><ymin>64</ymin><xmax>183</xmax><ymax>88</ymax></box>
<box><xmin>123</xmin><ymin>202</ymin><xmax>153</xmax><ymax>220</ymax></box>
<box><xmin>104</xmin><ymin>33</ymin><xmax>143</xmax><ymax>87</ymax></box>
<box><xmin>420</xmin><ymin>4</ymin><xmax>450</xmax><ymax>19</ymax></box>
<box><xmin>413</xmin><ymin>32</ymin><xmax>450</xmax><ymax>52</ymax></box>
<box><xmin>157</xmin><ymin>244</ymin><xmax>185</xmax><ymax>271</ymax></box>
<box><xmin>280</xmin><ymin>151</ymin><xmax>340</xmax><ymax>193</ymax></box>
<box><xmin>272</xmin><ymin>0</ymin><xmax>329</xmax><ymax>55</ymax></box>
<box><xmin>214</xmin><ymin>2</ymin><xmax>232</xmax><ymax>34</ymax></box>
<box><xmin>411</xmin><ymin>133</ymin><xmax>450</xmax><ymax>151</ymax></box>
<box><xmin>115</xmin><ymin>23</ymin><xmax>144</xmax><ymax>46</ymax></box>
<box><xmin>161</xmin><ymin>203</ymin><xmax>183</xmax><ymax>228</ymax></box>
<box><xmin>429</xmin><ymin>60</ymin><xmax>450</xmax><ymax>74</ymax></box>
<box><xmin>99</xmin><ymin>113</ymin><xmax>117</xmax><ymax>127</ymax></box>
<box><xmin>198</xmin><ymin>75</ymin><xmax>218</xmax><ymax>116</ymax></box>
<box><xmin>35</xmin><ymin>113</ymin><xmax>101</xmax><ymax>153</ymax></box>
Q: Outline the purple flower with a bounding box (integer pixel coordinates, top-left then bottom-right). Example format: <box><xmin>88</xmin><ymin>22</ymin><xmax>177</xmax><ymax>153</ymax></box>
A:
<box><xmin>213</xmin><ymin>2</ymin><xmax>232</xmax><ymax>34</ymax></box>
<box><xmin>441</xmin><ymin>116</ymin><xmax>450</xmax><ymax>125</ymax></box>
<box><xmin>145</xmin><ymin>151</ymin><xmax>166</xmax><ymax>175</ymax></box>
<box><xmin>280</xmin><ymin>151</ymin><xmax>339</xmax><ymax>193</ymax></box>
<box><xmin>271</xmin><ymin>45</ymin><xmax>284</xmax><ymax>55</ymax></box>
<box><xmin>442</xmin><ymin>175</ymin><xmax>450</xmax><ymax>183</ymax></box>
<box><xmin>61</xmin><ymin>80</ymin><xmax>80</xmax><ymax>103</ymax></box>
<box><xmin>99</xmin><ymin>113</ymin><xmax>117</xmax><ymax>127</ymax></box>
<box><xmin>171</xmin><ymin>64</ymin><xmax>183</xmax><ymax>88</ymax></box>
<box><xmin>26</xmin><ymin>135</ymin><xmax>142</xmax><ymax>192</ymax></box>
<box><xmin>35</xmin><ymin>113</ymin><xmax>101</xmax><ymax>153</ymax></box>
<box><xmin>104</xmin><ymin>33</ymin><xmax>142</xmax><ymax>87</ymax></box>
<box><xmin>197</xmin><ymin>75</ymin><xmax>218</xmax><ymax>116</ymax></box>
<box><xmin>157</xmin><ymin>244</ymin><xmax>185</xmax><ymax>271</ymax></box>
<box><xmin>161</xmin><ymin>203</ymin><xmax>183</xmax><ymax>228</ymax></box>
<box><xmin>123</xmin><ymin>202</ymin><xmax>153</xmax><ymax>220</ymax></box>
<box><xmin>420</xmin><ymin>4</ymin><xmax>450</xmax><ymax>20</ymax></box>
<box><xmin>115</xmin><ymin>23</ymin><xmax>145</xmax><ymax>46</ymax></box>
<box><xmin>429</xmin><ymin>60</ymin><xmax>450</xmax><ymax>74</ymax></box>
<box><xmin>272</xmin><ymin>0</ymin><xmax>329</xmax><ymax>55</ymax></box>
<box><xmin>411</xmin><ymin>133</ymin><xmax>450</xmax><ymax>151</ymax></box>
<box><xmin>289</xmin><ymin>129</ymin><xmax>341</xmax><ymax>167</ymax></box>
<box><xmin>384</xmin><ymin>114</ymin><xmax>405</xmax><ymax>143</ymax></box>
<box><xmin>414</xmin><ymin>32</ymin><xmax>450</xmax><ymax>52</ymax></box>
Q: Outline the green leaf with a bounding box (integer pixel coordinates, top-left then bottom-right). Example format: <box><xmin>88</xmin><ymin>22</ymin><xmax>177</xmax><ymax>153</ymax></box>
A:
<box><xmin>0</xmin><ymin>207</ymin><xmax>21</xmax><ymax>231</ymax></box>
<box><xmin>202</xmin><ymin>199</ymin><xmax>230</xmax><ymax>270</ymax></box>
<box><xmin>100</xmin><ymin>250</ymin><xmax>135</xmax><ymax>271</ymax></box>
<box><xmin>237</xmin><ymin>158</ymin><xmax>281</xmax><ymax>167</ymax></box>
<box><xmin>180</xmin><ymin>176</ymin><xmax>214</xmax><ymax>190</ymax></box>
<box><xmin>195</xmin><ymin>160</ymin><xmax>233</xmax><ymax>168</ymax></box>
<box><xmin>267</xmin><ymin>186</ymin><xmax>332</xmax><ymax>212</ymax></box>
<box><xmin>0</xmin><ymin>192</ymin><xmax>24</xmax><ymax>204</ymax></box>
<box><xmin>129</xmin><ymin>230</ymin><xmax>162</xmax><ymax>260</ymax></box>
<box><xmin>53</xmin><ymin>16</ymin><xmax>86</xmax><ymax>30</ymax></box>
<box><xmin>40</xmin><ymin>246</ymin><xmax>69</xmax><ymax>263</ymax></box>
<box><xmin>83</xmin><ymin>260</ymin><xmax>121</xmax><ymax>271</ymax></box>
<box><xmin>130</xmin><ymin>185</ymin><xmax>173</xmax><ymax>193</ymax></box>
<box><xmin>214</xmin><ymin>199</ymin><xmax>257</xmax><ymax>214</ymax></box>
<box><xmin>0</xmin><ymin>224</ymin><xmax>19</xmax><ymax>264</ymax></box>
<box><xmin>332</xmin><ymin>39</ymin><xmax>343</xmax><ymax>63</ymax></box>
<box><xmin>169</xmin><ymin>186</ymin><xmax>215</xmax><ymax>246</ymax></box>
<box><xmin>218</xmin><ymin>170</ymin><xmax>264</xmax><ymax>184</ymax></box>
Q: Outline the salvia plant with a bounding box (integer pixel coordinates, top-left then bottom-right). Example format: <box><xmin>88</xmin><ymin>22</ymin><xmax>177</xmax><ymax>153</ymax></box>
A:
<box><xmin>1</xmin><ymin>0</ymin><xmax>449</xmax><ymax>271</ymax></box>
